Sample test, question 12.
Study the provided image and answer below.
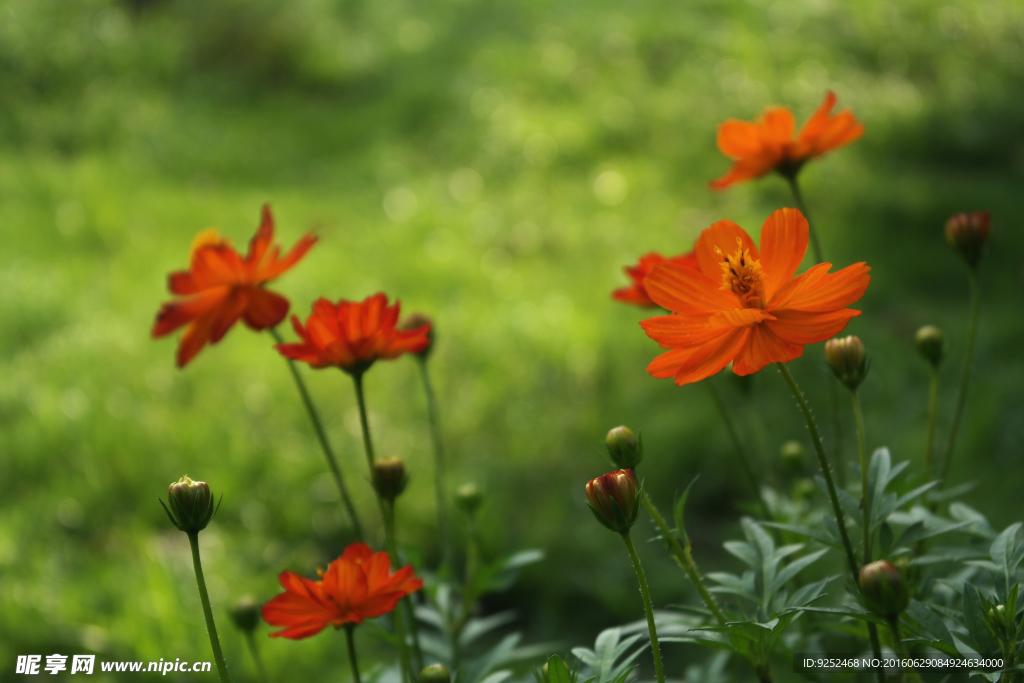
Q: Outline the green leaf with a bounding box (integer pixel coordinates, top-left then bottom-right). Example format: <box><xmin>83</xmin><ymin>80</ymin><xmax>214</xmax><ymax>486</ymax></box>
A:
<box><xmin>949</xmin><ymin>503</ymin><xmax>996</xmax><ymax>539</ymax></box>
<box><xmin>547</xmin><ymin>656</ymin><xmax>572</xmax><ymax>683</ymax></box>
<box><xmin>674</xmin><ymin>477</ymin><xmax>699</xmax><ymax>546</ymax></box>
<box><xmin>880</xmin><ymin>522</ymin><xmax>894</xmax><ymax>555</ymax></box>
<box><xmin>904</xmin><ymin>599</ymin><xmax>954</xmax><ymax>645</ymax></box>
<box><xmin>990</xmin><ymin>522</ymin><xmax>1022</xmax><ymax>592</ymax></box>
<box><xmin>962</xmin><ymin>583</ymin><xmax>999</xmax><ymax>654</ymax></box>
<box><xmin>723</xmin><ymin>541</ymin><xmax>760</xmax><ymax>569</ymax></box>
<box><xmin>762</xmin><ymin>522</ymin><xmax>841</xmax><ymax>549</ymax></box>
<box><xmin>788</xmin><ymin>606</ymin><xmax>888</xmax><ymax>626</ymax></box>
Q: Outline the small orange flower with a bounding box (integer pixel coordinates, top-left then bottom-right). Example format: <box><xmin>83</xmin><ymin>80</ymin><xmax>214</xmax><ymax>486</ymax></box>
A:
<box><xmin>710</xmin><ymin>91</ymin><xmax>864</xmax><ymax>190</ymax></box>
<box><xmin>262</xmin><ymin>542</ymin><xmax>422</xmax><ymax>639</ymax></box>
<box><xmin>276</xmin><ymin>293</ymin><xmax>431</xmax><ymax>374</ymax></box>
<box><xmin>641</xmin><ymin>208</ymin><xmax>870</xmax><ymax>386</ymax></box>
<box><xmin>613</xmin><ymin>252</ymin><xmax>699</xmax><ymax>308</ymax></box>
<box><xmin>152</xmin><ymin>205</ymin><xmax>317</xmax><ymax>367</ymax></box>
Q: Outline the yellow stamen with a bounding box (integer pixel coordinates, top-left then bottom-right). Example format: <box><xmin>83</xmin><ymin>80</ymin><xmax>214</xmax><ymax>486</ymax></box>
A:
<box><xmin>715</xmin><ymin>238</ymin><xmax>765</xmax><ymax>308</ymax></box>
<box><xmin>188</xmin><ymin>228</ymin><xmax>228</xmax><ymax>261</ymax></box>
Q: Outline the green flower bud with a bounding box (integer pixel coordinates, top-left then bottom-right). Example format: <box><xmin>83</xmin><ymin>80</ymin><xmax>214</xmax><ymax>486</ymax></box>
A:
<box><xmin>605</xmin><ymin>426</ymin><xmax>643</xmax><ymax>469</ymax></box>
<box><xmin>585</xmin><ymin>469</ymin><xmax>641</xmax><ymax>534</ymax></box>
<box><xmin>915</xmin><ymin>325</ymin><xmax>944</xmax><ymax>368</ymax></box>
<box><xmin>793</xmin><ymin>478</ymin><xmax>816</xmax><ymax>501</ymax></box>
<box><xmin>858</xmin><ymin>559</ymin><xmax>908</xmax><ymax>618</ymax></box>
<box><xmin>161</xmin><ymin>475</ymin><xmax>219</xmax><ymax>533</ymax></box>
<box><xmin>372</xmin><ymin>457</ymin><xmax>409</xmax><ymax>501</ymax></box>
<box><xmin>229</xmin><ymin>595</ymin><xmax>262</xmax><ymax>633</ymax></box>
<box><xmin>779</xmin><ymin>440</ymin><xmax>806</xmax><ymax>472</ymax></box>
<box><xmin>825</xmin><ymin>335</ymin><xmax>868</xmax><ymax>391</ymax></box>
<box><xmin>945</xmin><ymin>210</ymin><xmax>991</xmax><ymax>269</ymax></box>
<box><xmin>455</xmin><ymin>483</ymin><xmax>483</xmax><ymax>515</ymax></box>
<box><xmin>419</xmin><ymin>664</ymin><xmax>450</xmax><ymax>683</ymax></box>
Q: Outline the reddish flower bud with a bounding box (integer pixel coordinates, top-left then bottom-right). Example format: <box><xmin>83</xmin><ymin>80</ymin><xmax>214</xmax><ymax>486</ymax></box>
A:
<box><xmin>585</xmin><ymin>469</ymin><xmax>641</xmax><ymax>533</ymax></box>
<box><xmin>605</xmin><ymin>426</ymin><xmax>643</xmax><ymax>470</ymax></box>
<box><xmin>915</xmin><ymin>325</ymin><xmax>944</xmax><ymax>368</ymax></box>
<box><xmin>372</xmin><ymin>457</ymin><xmax>409</xmax><ymax>501</ymax></box>
<box><xmin>400</xmin><ymin>312</ymin><xmax>435</xmax><ymax>358</ymax></box>
<box><xmin>858</xmin><ymin>559</ymin><xmax>908</xmax><ymax>618</ymax></box>
<box><xmin>161</xmin><ymin>475</ymin><xmax>219</xmax><ymax>533</ymax></box>
<box><xmin>825</xmin><ymin>335</ymin><xmax>868</xmax><ymax>391</ymax></box>
<box><xmin>945</xmin><ymin>210</ymin><xmax>991</xmax><ymax>269</ymax></box>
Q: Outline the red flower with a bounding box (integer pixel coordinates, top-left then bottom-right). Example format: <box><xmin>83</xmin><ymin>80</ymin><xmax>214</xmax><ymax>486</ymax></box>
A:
<box><xmin>710</xmin><ymin>91</ymin><xmax>864</xmax><ymax>190</ymax></box>
<box><xmin>641</xmin><ymin>208</ymin><xmax>870</xmax><ymax>386</ymax></box>
<box><xmin>612</xmin><ymin>252</ymin><xmax>699</xmax><ymax>308</ymax></box>
<box><xmin>152</xmin><ymin>205</ymin><xmax>317</xmax><ymax>367</ymax></box>
<box><xmin>276</xmin><ymin>293</ymin><xmax>431</xmax><ymax>374</ymax></box>
<box><xmin>262</xmin><ymin>543</ymin><xmax>422</xmax><ymax>639</ymax></box>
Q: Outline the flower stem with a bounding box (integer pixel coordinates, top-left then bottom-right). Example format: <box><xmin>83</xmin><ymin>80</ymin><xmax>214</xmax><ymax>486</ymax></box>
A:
<box><xmin>776</xmin><ymin>364</ymin><xmax>859</xmax><ymax>577</ymax></box>
<box><xmin>621</xmin><ymin>531</ymin><xmax>666</xmax><ymax>683</ymax></box>
<box><xmin>187</xmin><ymin>532</ymin><xmax>231</xmax><ymax>683</ymax></box>
<box><xmin>888</xmin><ymin>617</ymin><xmax>924</xmax><ymax>683</ymax></box>
<box><xmin>416</xmin><ymin>356</ymin><xmax>452</xmax><ymax>571</ymax></box>
<box><xmin>344</xmin><ymin>625</ymin><xmax>363</xmax><ymax>683</ymax></box>
<box><xmin>852</xmin><ymin>390</ymin><xmax>871</xmax><ymax>562</ymax></box>
<box><xmin>924</xmin><ymin>368</ymin><xmax>940</xmax><ymax>475</ymax></box>
<box><xmin>243</xmin><ymin>632</ymin><xmax>268</xmax><ymax>683</ymax></box>
<box><xmin>784</xmin><ymin>176</ymin><xmax>847</xmax><ymax>486</ymax></box>
<box><xmin>452</xmin><ymin>511</ymin><xmax>479</xmax><ymax>673</ymax></box>
<box><xmin>704</xmin><ymin>381</ymin><xmax>773</xmax><ymax>522</ymax></box>
<box><xmin>351</xmin><ymin>372</ymin><xmax>375</xmax><ymax>469</ymax></box>
<box><xmin>382</xmin><ymin>501</ymin><xmax>412</xmax><ymax>681</ymax></box>
<box><xmin>641</xmin><ymin>492</ymin><xmax>727</xmax><ymax>626</ymax></box>
<box><xmin>270</xmin><ymin>328</ymin><xmax>363</xmax><ymax>541</ymax></box>
<box><xmin>939</xmin><ymin>270</ymin><xmax>980</xmax><ymax>485</ymax></box>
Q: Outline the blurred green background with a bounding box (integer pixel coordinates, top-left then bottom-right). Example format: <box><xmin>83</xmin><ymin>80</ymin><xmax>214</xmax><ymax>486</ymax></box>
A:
<box><xmin>1</xmin><ymin>0</ymin><xmax>1023</xmax><ymax>679</ymax></box>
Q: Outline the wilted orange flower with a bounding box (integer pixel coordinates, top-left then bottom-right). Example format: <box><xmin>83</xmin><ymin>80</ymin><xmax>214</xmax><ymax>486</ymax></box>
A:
<box><xmin>710</xmin><ymin>91</ymin><xmax>864</xmax><ymax>190</ymax></box>
<box><xmin>262</xmin><ymin>542</ymin><xmax>422</xmax><ymax>639</ymax></box>
<box><xmin>276</xmin><ymin>293</ymin><xmax>431</xmax><ymax>374</ymax></box>
<box><xmin>613</xmin><ymin>252</ymin><xmax>699</xmax><ymax>308</ymax></box>
<box><xmin>152</xmin><ymin>205</ymin><xmax>317</xmax><ymax>367</ymax></box>
<box><xmin>641</xmin><ymin>208</ymin><xmax>870</xmax><ymax>386</ymax></box>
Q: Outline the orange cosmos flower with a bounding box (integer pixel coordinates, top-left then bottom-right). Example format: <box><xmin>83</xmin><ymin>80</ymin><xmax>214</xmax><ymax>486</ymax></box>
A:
<box><xmin>612</xmin><ymin>252</ymin><xmax>699</xmax><ymax>308</ymax></box>
<box><xmin>640</xmin><ymin>208</ymin><xmax>870</xmax><ymax>386</ymax></box>
<box><xmin>152</xmin><ymin>205</ymin><xmax>317</xmax><ymax>367</ymax></box>
<box><xmin>262</xmin><ymin>542</ymin><xmax>423</xmax><ymax>639</ymax></box>
<box><xmin>710</xmin><ymin>91</ymin><xmax>864</xmax><ymax>190</ymax></box>
<box><xmin>276</xmin><ymin>293</ymin><xmax>431</xmax><ymax>374</ymax></box>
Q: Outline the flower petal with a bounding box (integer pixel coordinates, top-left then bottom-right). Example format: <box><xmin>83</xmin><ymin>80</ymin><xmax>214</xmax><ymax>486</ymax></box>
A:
<box><xmin>766</xmin><ymin>307</ymin><xmax>861</xmax><ymax>345</ymax></box>
<box><xmin>732</xmin><ymin>324</ymin><xmax>803</xmax><ymax>375</ymax></box>
<box><xmin>242</xmin><ymin>287</ymin><xmax>290</xmax><ymax>330</ymax></box>
<box><xmin>643</xmin><ymin>261</ymin><xmax>735</xmax><ymax>315</ymax></box>
<box><xmin>758</xmin><ymin>208</ymin><xmax>809</xmax><ymax>300</ymax></box>
<box><xmin>779</xmin><ymin>262</ymin><xmax>870</xmax><ymax>313</ymax></box>
<box><xmin>646</xmin><ymin>328</ymin><xmax>750</xmax><ymax>386</ymax></box>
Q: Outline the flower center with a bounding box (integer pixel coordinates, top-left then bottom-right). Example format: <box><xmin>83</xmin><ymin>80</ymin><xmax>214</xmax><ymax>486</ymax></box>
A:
<box><xmin>716</xmin><ymin>239</ymin><xmax>765</xmax><ymax>308</ymax></box>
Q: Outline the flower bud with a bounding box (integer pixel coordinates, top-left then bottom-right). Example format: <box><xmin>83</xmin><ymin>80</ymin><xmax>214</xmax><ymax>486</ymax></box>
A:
<box><xmin>229</xmin><ymin>595</ymin><xmax>262</xmax><ymax>633</ymax></box>
<box><xmin>915</xmin><ymin>325</ymin><xmax>944</xmax><ymax>368</ymax></box>
<box><xmin>779</xmin><ymin>440</ymin><xmax>806</xmax><ymax>472</ymax></box>
<box><xmin>793</xmin><ymin>478</ymin><xmax>816</xmax><ymax>501</ymax></box>
<box><xmin>162</xmin><ymin>475</ymin><xmax>219</xmax><ymax>533</ymax></box>
<box><xmin>419</xmin><ymin>664</ymin><xmax>450</xmax><ymax>683</ymax></box>
<box><xmin>455</xmin><ymin>483</ymin><xmax>483</xmax><ymax>515</ymax></box>
<box><xmin>400</xmin><ymin>313</ymin><xmax>435</xmax><ymax>358</ymax></box>
<box><xmin>825</xmin><ymin>335</ymin><xmax>868</xmax><ymax>391</ymax></box>
<box><xmin>372</xmin><ymin>457</ymin><xmax>409</xmax><ymax>501</ymax></box>
<box><xmin>858</xmin><ymin>559</ymin><xmax>908</xmax><ymax>618</ymax></box>
<box><xmin>585</xmin><ymin>469</ymin><xmax>641</xmax><ymax>534</ymax></box>
<box><xmin>605</xmin><ymin>426</ymin><xmax>643</xmax><ymax>470</ymax></box>
<box><xmin>945</xmin><ymin>210</ymin><xmax>991</xmax><ymax>269</ymax></box>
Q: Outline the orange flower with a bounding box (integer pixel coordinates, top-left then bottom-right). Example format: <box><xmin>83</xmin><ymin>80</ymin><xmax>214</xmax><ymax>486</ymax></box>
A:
<box><xmin>152</xmin><ymin>205</ymin><xmax>317</xmax><ymax>367</ymax></box>
<box><xmin>262</xmin><ymin>542</ymin><xmax>422</xmax><ymax>639</ymax></box>
<box><xmin>612</xmin><ymin>252</ymin><xmax>699</xmax><ymax>308</ymax></box>
<box><xmin>710</xmin><ymin>91</ymin><xmax>864</xmax><ymax>190</ymax></box>
<box><xmin>276</xmin><ymin>293</ymin><xmax>431</xmax><ymax>374</ymax></box>
<box><xmin>640</xmin><ymin>208</ymin><xmax>870</xmax><ymax>386</ymax></box>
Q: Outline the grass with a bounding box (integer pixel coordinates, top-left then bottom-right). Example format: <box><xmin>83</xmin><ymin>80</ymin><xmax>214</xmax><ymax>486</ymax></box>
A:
<box><xmin>1</xmin><ymin>0</ymin><xmax>1023</xmax><ymax>679</ymax></box>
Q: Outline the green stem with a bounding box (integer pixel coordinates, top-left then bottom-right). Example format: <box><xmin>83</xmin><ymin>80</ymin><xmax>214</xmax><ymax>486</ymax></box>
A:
<box><xmin>417</xmin><ymin>357</ymin><xmax>452</xmax><ymax>571</ymax></box>
<box><xmin>704</xmin><ymin>381</ymin><xmax>774</xmax><ymax>522</ymax></box>
<box><xmin>344</xmin><ymin>625</ymin><xmax>362</xmax><ymax>683</ymax></box>
<box><xmin>924</xmin><ymin>368</ymin><xmax>940</xmax><ymax>475</ymax></box>
<box><xmin>785</xmin><ymin>174</ymin><xmax>823</xmax><ymax>265</ymax></box>
<box><xmin>888</xmin><ymin>617</ymin><xmax>924</xmax><ymax>683</ymax></box>
<box><xmin>939</xmin><ymin>270</ymin><xmax>980</xmax><ymax>485</ymax></box>
<box><xmin>187</xmin><ymin>532</ymin><xmax>231</xmax><ymax>683</ymax></box>
<box><xmin>383</xmin><ymin>501</ymin><xmax>412</xmax><ymax>681</ymax></box>
<box><xmin>243</xmin><ymin>632</ymin><xmax>268</xmax><ymax>683</ymax></box>
<box><xmin>452</xmin><ymin>513</ymin><xmax>479</xmax><ymax>673</ymax></box>
<box><xmin>776</xmin><ymin>364</ymin><xmax>859</xmax><ymax>577</ymax></box>
<box><xmin>641</xmin><ymin>492</ymin><xmax>727</xmax><ymax>626</ymax></box>
<box><xmin>852</xmin><ymin>390</ymin><xmax>871</xmax><ymax>562</ymax></box>
<box><xmin>829</xmin><ymin>382</ymin><xmax>847</xmax><ymax>487</ymax></box>
<box><xmin>621</xmin><ymin>532</ymin><xmax>666</xmax><ymax>683</ymax></box>
<box><xmin>351</xmin><ymin>372</ymin><xmax>375</xmax><ymax>469</ymax></box>
<box><xmin>270</xmin><ymin>328</ymin><xmax>363</xmax><ymax>541</ymax></box>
